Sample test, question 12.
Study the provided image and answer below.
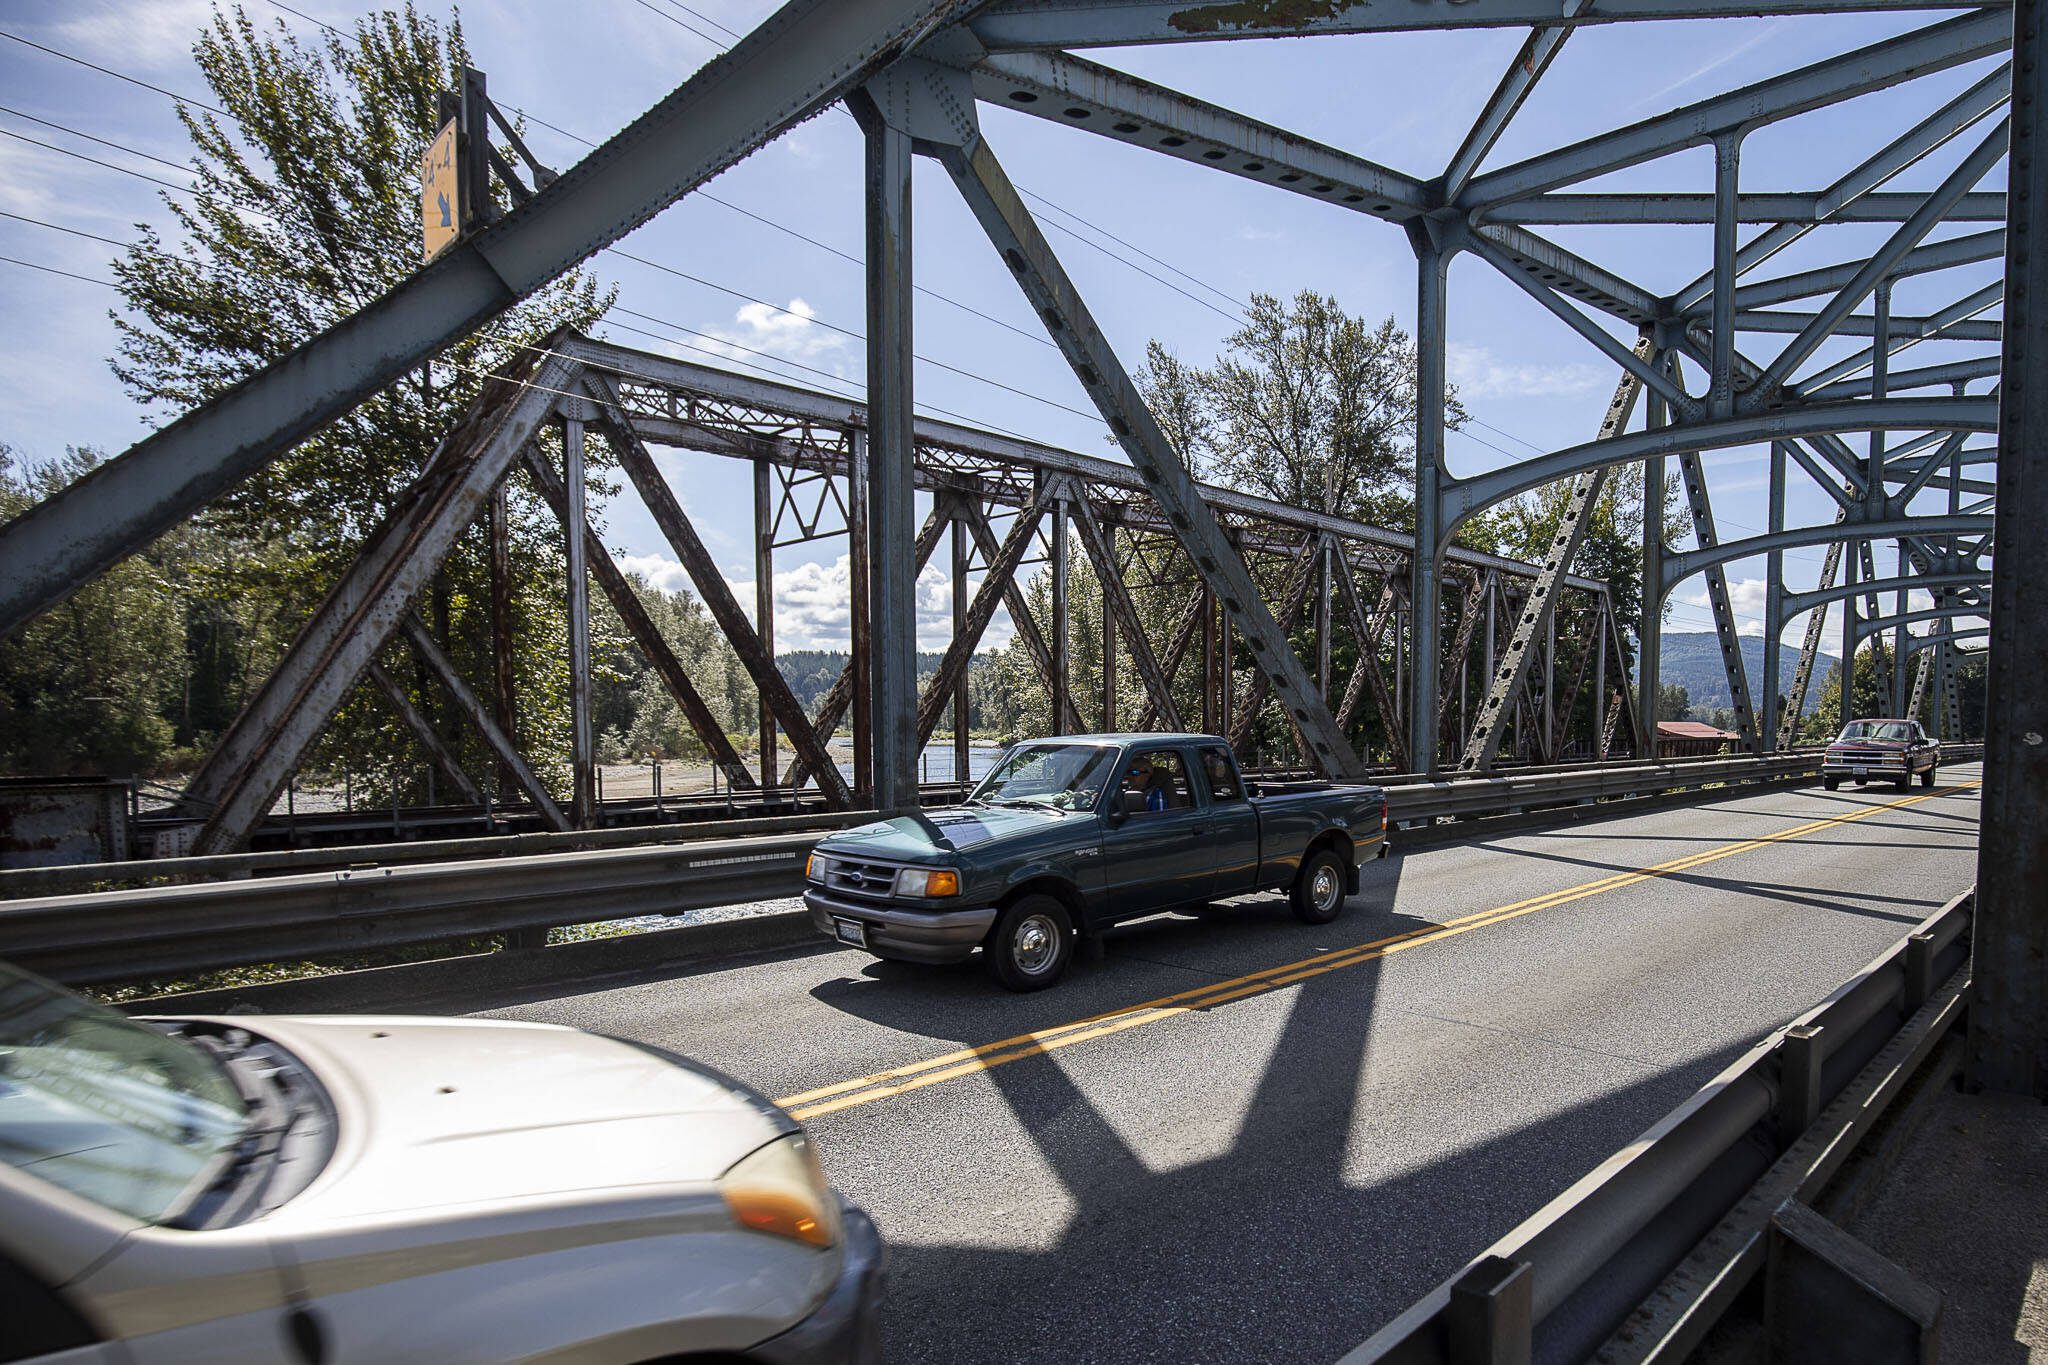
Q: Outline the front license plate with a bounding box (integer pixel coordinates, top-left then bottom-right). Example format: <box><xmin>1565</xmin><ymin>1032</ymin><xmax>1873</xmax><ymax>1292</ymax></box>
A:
<box><xmin>834</xmin><ymin>917</ymin><xmax>868</xmax><ymax>948</ymax></box>
<box><xmin>1853</xmin><ymin>766</ymin><xmax>1868</xmax><ymax>778</ymax></box>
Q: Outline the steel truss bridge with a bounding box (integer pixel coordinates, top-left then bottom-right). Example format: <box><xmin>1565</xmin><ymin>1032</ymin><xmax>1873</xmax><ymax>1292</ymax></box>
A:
<box><xmin>0</xmin><ymin>0</ymin><xmax>2042</xmax><ymax>1176</ymax></box>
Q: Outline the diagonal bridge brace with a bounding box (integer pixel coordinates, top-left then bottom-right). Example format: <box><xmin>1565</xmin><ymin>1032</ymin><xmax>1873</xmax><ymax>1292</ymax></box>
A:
<box><xmin>1459</xmin><ymin>337</ymin><xmax>1650</xmax><ymax>773</ymax></box>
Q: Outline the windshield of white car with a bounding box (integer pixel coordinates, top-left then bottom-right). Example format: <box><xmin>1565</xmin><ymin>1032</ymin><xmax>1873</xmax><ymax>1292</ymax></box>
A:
<box><xmin>1838</xmin><ymin>721</ymin><xmax>1912</xmax><ymax>742</ymax></box>
<box><xmin>0</xmin><ymin>962</ymin><xmax>246</xmax><ymax>1222</ymax></box>
<box><xmin>968</xmin><ymin>743</ymin><xmax>1118</xmax><ymax>811</ymax></box>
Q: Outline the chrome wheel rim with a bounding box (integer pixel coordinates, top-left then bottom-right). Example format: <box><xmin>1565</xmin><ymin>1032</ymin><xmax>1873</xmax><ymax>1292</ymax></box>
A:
<box><xmin>1311</xmin><ymin>865</ymin><xmax>1341</xmax><ymax>914</ymax></box>
<box><xmin>1013</xmin><ymin>913</ymin><xmax>1059</xmax><ymax>975</ymax></box>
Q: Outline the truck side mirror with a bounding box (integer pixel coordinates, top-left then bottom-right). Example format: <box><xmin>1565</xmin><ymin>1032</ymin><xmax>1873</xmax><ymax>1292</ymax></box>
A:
<box><xmin>1104</xmin><ymin>799</ymin><xmax>1127</xmax><ymax>826</ymax></box>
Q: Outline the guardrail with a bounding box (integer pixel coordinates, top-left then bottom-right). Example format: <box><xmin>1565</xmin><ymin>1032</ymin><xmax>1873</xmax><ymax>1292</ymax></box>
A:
<box><xmin>1342</xmin><ymin>888</ymin><xmax>1975</xmax><ymax>1364</ymax></box>
<box><xmin>0</xmin><ymin>746</ymin><xmax>1983</xmax><ymax>987</ymax></box>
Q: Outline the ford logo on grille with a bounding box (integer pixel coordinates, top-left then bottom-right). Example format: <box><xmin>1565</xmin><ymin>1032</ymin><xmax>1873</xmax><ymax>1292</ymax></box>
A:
<box><xmin>845</xmin><ymin>870</ymin><xmax>866</xmax><ymax>886</ymax></box>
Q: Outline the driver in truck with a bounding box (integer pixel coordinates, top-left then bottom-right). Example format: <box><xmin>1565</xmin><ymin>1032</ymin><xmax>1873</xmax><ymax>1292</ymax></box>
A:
<box><xmin>1125</xmin><ymin>755</ymin><xmax>1170</xmax><ymax>812</ymax></box>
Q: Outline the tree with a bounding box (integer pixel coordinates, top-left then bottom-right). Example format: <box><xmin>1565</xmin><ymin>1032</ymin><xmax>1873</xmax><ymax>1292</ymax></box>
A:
<box><xmin>1137</xmin><ymin>291</ymin><xmax>1463</xmax><ymax>528</ymax></box>
<box><xmin>1659</xmin><ymin>682</ymin><xmax>1692</xmax><ymax>722</ymax></box>
<box><xmin>93</xmin><ymin>4</ymin><xmax>613</xmax><ymax>796</ymax></box>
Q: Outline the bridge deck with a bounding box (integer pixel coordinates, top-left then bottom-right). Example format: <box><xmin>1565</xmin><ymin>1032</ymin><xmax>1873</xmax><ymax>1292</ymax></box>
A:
<box><xmin>442</xmin><ymin>769</ymin><xmax>1983</xmax><ymax>1363</ymax></box>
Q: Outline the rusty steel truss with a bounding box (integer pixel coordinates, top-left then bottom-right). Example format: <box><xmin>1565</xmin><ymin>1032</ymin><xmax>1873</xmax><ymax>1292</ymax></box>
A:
<box><xmin>164</xmin><ymin>331</ymin><xmax>1632</xmax><ymax>854</ymax></box>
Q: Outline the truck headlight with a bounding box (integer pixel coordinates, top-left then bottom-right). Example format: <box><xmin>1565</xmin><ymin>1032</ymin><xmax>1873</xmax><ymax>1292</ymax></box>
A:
<box><xmin>805</xmin><ymin>853</ymin><xmax>830</xmax><ymax>882</ymax></box>
<box><xmin>720</xmin><ymin>1134</ymin><xmax>840</xmax><ymax>1249</ymax></box>
<box><xmin>893</xmin><ymin>868</ymin><xmax>960</xmax><ymax>897</ymax></box>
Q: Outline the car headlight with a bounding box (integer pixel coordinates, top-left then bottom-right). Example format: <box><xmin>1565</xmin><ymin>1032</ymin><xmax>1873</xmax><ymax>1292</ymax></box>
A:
<box><xmin>720</xmin><ymin>1133</ymin><xmax>840</xmax><ymax>1249</ymax></box>
<box><xmin>805</xmin><ymin>853</ymin><xmax>830</xmax><ymax>882</ymax></box>
<box><xmin>893</xmin><ymin>868</ymin><xmax>960</xmax><ymax>897</ymax></box>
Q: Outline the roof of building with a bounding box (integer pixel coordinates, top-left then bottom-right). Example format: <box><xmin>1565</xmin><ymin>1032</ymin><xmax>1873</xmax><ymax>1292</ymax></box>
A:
<box><xmin>1657</xmin><ymin>721</ymin><xmax>1738</xmax><ymax>739</ymax></box>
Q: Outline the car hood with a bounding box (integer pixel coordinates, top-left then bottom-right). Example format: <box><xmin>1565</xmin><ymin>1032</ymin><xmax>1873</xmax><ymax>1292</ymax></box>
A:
<box><xmin>821</xmin><ymin>805</ymin><xmax>1075</xmax><ymax>859</ymax></box>
<box><xmin>235</xmin><ymin>1015</ymin><xmax>787</xmax><ymax>1222</ymax></box>
<box><xmin>1830</xmin><ymin>739</ymin><xmax>1908</xmax><ymax>749</ymax></box>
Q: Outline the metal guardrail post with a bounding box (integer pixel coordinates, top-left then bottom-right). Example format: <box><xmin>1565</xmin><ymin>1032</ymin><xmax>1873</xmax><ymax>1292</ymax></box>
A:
<box><xmin>1448</xmin><ymin>1257</ymin><xmax>1533</xmax><ymax>1365</ymax></box>
<box><xmin>1776</xmin><ymin>1025</ymin><xmax>1825</xmax><ymax>1149</ymax></box>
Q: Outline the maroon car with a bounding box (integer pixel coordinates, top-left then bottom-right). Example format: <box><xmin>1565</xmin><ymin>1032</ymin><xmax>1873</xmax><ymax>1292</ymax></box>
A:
<box><xmin>1820</xmin><ymin>718</ymin><xmax>1940</xmax><ymax>791</ymax></box>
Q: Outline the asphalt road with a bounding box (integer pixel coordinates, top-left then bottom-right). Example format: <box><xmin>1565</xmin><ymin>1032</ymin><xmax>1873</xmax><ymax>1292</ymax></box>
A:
<box><xmin>455</xmin><ymin>769</ymin><xmax>1984</xmax><ymax>1364</ymax></box>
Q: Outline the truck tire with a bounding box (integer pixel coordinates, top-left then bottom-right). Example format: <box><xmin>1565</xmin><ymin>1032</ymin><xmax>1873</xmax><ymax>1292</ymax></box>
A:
<box><xmin>1291</xmin><ymin>848</ymin><xmax>1349</xmax><ymax>926</ymax></box>
<box><xmin>1822</xmin><ymin>777</ymin><xmax>1840</xmax><ymax>791</ymax></box>
<box><xmin>986</xmin><ymin>895</ymin><xmax>1073</xmax><ymax>992</ymax></box>
<box><xmin>1921</xmin><ymin>765</ymin><xmax>1937</xmax><ymax>788</ymax></box>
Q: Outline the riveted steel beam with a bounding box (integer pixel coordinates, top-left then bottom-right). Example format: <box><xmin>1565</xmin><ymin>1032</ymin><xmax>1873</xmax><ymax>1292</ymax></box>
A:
<box><xmin>1484</xmin><ymin>191</ymin><xmax>2009</xmax><ymax>224</ymax></box>
<box><xmin>1444</xmin><ymin>18</ymin><xmax>1581</xmax><ymax>201</ymax></box>
<box><xmin>0</xmin><ymin>0</ymin><xmax>979</xmax><ymax>641</ymax></box>
<box><xmin>1463</xmin><ymin>11</ymin><xmax>2009</xmax><ymax>208</ymax></box>
<box><xmin>589</xmin><ymin>377</ymin><xmax>853</xmax><ymax>808</ymax></box>
<box><xmin>1782</xmin><ymin>569</ymin><xmax>1990</xmax><ymax>618</ymax></box>
<box><xmin>1459</xmin><ymin>342</ymin><xmax>1649</xmax><ymax>772</ymax></box>
<box><xmin>969</xmin><ymin>0</ymin><xmax>2011</xmax><ymax>50</ymax></box>
<box><xmin>182</xmin><ymin>345</ymin><xmax>573</xmax><ymax>854</ymax></box>
<box><xmin>971</xmin><ymin>51</ymin><xmax>1428</xmax><ymax>220</ymax></box>
<box><xmin>1443</xmin><ymin>396</ymin><xmax>1997</xmax><ymax>524</ymax></box>
<box><xmin>401</xmin><ymin>615</ymin><xmax>569</xmax><ymax>831</ymax></box>
<box><xmin>1676</xmin><ymin>446</ymin><xmax>1760</xmax><ymax>748</ymax></box>
<box><xmin>1666</xmin><ymin>513</ymin><xmax>1994</xmax><ymax>583</ymax></box>
<box><xmin>363</xmin><ymin>660</ymin><xmax>486</xmax><ymax>807</ymax></box>
<box><xmin>1071</xmin><ymin>497</ymin><xmax>1186</xmax><ymax>729</ymax></box>
<box><xmin>915</xmin><ymin>498</ymin><xmax>1049</xmax><ymax>745</ymax></box>
<box><xmin>939</xmin><ymin>129</ymin><xmax>1364</xmax><ymax>776</ymax></box>
<box><xmin>1701</xmin><ymin>230</ymin><xmax>2004</xmax><ymax>313</ymax></box>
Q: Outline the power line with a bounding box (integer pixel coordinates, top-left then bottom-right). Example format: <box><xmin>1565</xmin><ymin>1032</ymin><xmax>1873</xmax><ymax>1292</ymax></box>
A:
<box><xmin>0</xmin><ymin>209</ymin><xmax>128</xmax><ymax>249</ymax></box>
<box><xmin>0</xmin><ymin>27</ymin><xmax>231</xmax><ymax>118</ymax></box>
<box><xmin>0</xmin><ymin>252</ymin><xmax>122</xmax><ymax>289</ymax></box>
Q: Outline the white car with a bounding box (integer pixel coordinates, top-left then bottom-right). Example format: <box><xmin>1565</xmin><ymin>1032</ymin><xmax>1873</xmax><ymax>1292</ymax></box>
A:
<box><xmin>0</xmin><ymin>960</ymin><xmax>881</xmax><ymax>1363</ymax></box>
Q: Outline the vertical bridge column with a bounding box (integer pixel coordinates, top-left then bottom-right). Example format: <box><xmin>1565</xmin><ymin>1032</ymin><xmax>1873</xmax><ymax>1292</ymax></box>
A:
<box><xmin>1968</xmin><ymin>0</ymin><xmax>2048</xmax><ymax>1099</ymax></box>
<box><xmin>1409</xmin><ymin>229</ymin><xmax>1451</xmax><ymax>773</ymax></box>
<box><xmin>853</xmin><ymin>85</ymin><xmax>920</xmax><ymax>812</ymax></box>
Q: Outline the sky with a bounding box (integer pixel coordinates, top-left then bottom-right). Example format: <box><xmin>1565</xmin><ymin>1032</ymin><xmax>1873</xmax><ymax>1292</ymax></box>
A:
<box><xmin>0</xmin><ymin>0</ymin><xmax>2005</xmax><ymax>666</ymax></box>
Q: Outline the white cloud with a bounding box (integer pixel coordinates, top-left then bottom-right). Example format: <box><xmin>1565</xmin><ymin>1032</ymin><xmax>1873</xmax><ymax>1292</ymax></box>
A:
<box><xmin>1677</xmin><ymin>575</ymin><xmax>1768</xmax><ymax>636</ymax></box>
<box><xmin>699</xmin><ymin>297</ymin><xmax>850</xmax><ymax>372</ymax></box>
<box><xmin>1447</xmin><ymin>342</ymin><xmax>1608</xmax><ymax>401</ymax></box>
<box><xmin>54</xmin><ymin>0</ymin><xmax>218</xmax><ymax>74</ymax></box>
<box><xmin>622</xmin><ymin>552</ymin><xmax>1014</xmax><ymax>653</ymax></box>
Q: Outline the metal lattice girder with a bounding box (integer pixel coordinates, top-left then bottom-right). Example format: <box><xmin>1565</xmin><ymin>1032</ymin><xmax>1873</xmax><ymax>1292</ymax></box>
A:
<box><xmin>957</xmin><ymin>495</ymin><xmax>1086</xmax><ymax>731</ymax></box>
<box><xmin>1461</xmin><ymin>10</ymin><xmax>2009</xmax><ymax>209</ymax></box>
<box><xmin>1907</xmin><ymin>641</ymin><xmax>1933</xmax><ymax>719</ymax></box>
<box><xmin>1791</xmin><ymin>283</ymin><xmax>2006</xmax><ymax>396</ymax></box>
<box><xmin>1675</xmin><ymin>449</ymin><xmax>1761</xmax><ymax>749</ymax></box>
<box><xmin>1667</xmin><ymin>513</ymin><xmax>1993</xmax><ymax>584</ymax></box>
<box><xmin>1227</xmin><ymin>539</ymin><xmax>1320</xmax><ymax>752</ymax></box>
<box><xmin>967</xmin><ymin>0</ymin><xmax>2011</xmax><ymax>49</ymax></box>
<box><xmin>1069</xmin><ymin>497</ymin><xmax>1186</xmax><ymax>730</ymax></box>
<box><xmin>1671</xmin><ymin>61</ymin><xmax>2012</xmax><ymax>311</ymax></box>
<box><xmin>587</xmin><ymin>380</ymin><xmax>853</xmax><ymax>808</ymax></box>
<box><xmin>1781</xmin><ymin>537</ymin><xmax>1845</xmax><ymax>745</ymax></box>
<box><xmin>400</xmin><ymin>615</ymin><xmax>569</xmax><ymax>831</ymax></box>
<box><xmin>1701</xmin><ymin>230</ymin><xmax>2005</xmax><ymax>314</ymax></box>
<box><xmin>1459</xmin><ymin>340</ymin><xmax>1649</xmax><ymax>772</ymax></box>
<box><xmin>1781</xmin><ymin>568</ymin><xmax>1989</xmax><ymax>617</ymax></box>
<box><xmin>1442</xmin><ymin>395</ymin><xmax>1997</xmax><ymax>523</ymax></box>
<box><xmin>1135</xmin><ymin>588</ymin><xmax>1207</xmax><ymax>730</ymax></box>
<box><xmin>1744</xmin><ymin>118</ymin><xmax>2011</xmax><ymax>407</ymax></box>
<box><xmin>1335</xmin><ymin>562</ymin><xmax>1408</xmax><ymax>772</ymax></box>
<box><xmin>937</xmin><ymin>131</ymin><xmax>1366</xmax><ymax>778</ymax></box>
<box><xmin>1435</xmin><ymin>567</ymin><xmax>1486</xmax><ymax>744</ymax></box>
<box><xmin>362</xmin><ymin>659</ymin><xmax>486</xmax><ymax>807</ymax></box>
<box><xmin>0</xmin><ymin>0</ymin><xmax>982</xmax><ymax>642</ymax></box>
<box><xmin>1487</xmin><ymin>191</ymin><xmax>2010</xmax><ymax>224</ymax></box>
<box><xmin>519</xmin><ymin>436</ymin><xmax>758</xmax><ymax>791</ymax></box>
<box><xmin>183</xmin><ymin>344</ymin><xmax>574</xmax><ymax>854</ymax></box>
<box><xmin>1464</xmin><ymin>223</ymin><xmax>1665</xmax><ymax>330</ymax></box>
<box><xmin>786</xmin><ymin>506</ymin><xmax>950</xmax><ymax>792</ymax></box>
<box><xmin>1444</xmin><ymin>19</ymin><xmax>1580</xmax><ymax>201</ymax></box>
<box><xmin>969</xmin><ymin>52</ymin><xmax>1429</xmax><ymax>221</ymax></box>
<box><xmin>1806</xmin><ymin>357</ymin><xmax>2006</xmax><ymax>403</ymax></box>
<box><xmin>915</xmin><ymin>498</ymin><xmax>1049</xmax><ymax>745</ymax></box>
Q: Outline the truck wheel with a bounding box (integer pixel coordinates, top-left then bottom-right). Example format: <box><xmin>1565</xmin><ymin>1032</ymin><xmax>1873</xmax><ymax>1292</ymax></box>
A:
<box><xmin>1921</xmin><ymin>766</ymin><xmax>1937</xmax><ymax>788</ymax></box>
<box><xmin>1291</xmin><ymin>849</ymin><xmax>1349</xmax><ymax>926</ymax></box>
<box><xmin>1822</xmin><ymin>777</ymin><xmax>1840</xmax><ymax>791</ymax></box>
<box><xmin>986</xmin><ymin>896</ymin><xmax>1073</xmax><ymax>992</ymax></box>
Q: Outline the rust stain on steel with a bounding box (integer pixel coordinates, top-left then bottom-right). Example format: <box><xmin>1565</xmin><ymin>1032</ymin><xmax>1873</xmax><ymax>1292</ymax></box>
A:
<box><xmin>1167</xmin><ymin>0</ymin><xmax>1368</xmax><ymax>36</ymax></box>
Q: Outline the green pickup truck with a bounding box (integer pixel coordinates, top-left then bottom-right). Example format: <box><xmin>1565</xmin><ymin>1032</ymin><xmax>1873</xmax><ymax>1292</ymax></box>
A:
<box><xmin>802</xmin><ymin>733</ymin><xmax>1388</xmax><ymax>991</ymax></box>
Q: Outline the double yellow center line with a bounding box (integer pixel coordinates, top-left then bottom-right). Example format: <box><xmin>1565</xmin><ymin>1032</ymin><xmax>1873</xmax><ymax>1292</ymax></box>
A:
<box><xmin>776</xmin><ymin>781</ymin><xmax>1976</xmax><ymax>1122</ymax></box>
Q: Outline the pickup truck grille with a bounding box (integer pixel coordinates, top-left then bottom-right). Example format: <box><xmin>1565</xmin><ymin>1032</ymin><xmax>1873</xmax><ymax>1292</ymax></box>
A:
<box><xmin>823</xmin><ymin>857</ymin><xmax>899</xmax><ymax>901</ymax></box>
<box><xmin>1829</xmin><ymin>747</ymin><xmax>1901</xmax><ymax>764</ymax></box>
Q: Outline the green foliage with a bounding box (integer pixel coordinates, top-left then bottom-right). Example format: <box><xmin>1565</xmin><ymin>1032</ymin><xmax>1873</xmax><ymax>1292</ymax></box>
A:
<box><xmin>1658</xmin><ymin>682</ymin><xmax>1692</xmax><ymax>722</ymax></box>
<box><xmin>1136</xmin><ymin>290</ymin><xmax>1463</xmax><ymax>528</ymax></box>
<box><xmin>1</xmin><ymin>4</ymin><xmax>626</xmax><ymax>791</ymax></box>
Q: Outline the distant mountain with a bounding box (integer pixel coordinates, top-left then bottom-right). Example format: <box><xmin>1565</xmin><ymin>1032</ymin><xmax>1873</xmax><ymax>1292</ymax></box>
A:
<box><xmin>1659</xmin><ymin>632</ymin><xmax>1837</xmax><ymax>716</ymax></box>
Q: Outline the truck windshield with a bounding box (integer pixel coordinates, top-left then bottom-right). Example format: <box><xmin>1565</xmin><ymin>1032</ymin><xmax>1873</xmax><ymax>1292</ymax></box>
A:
<box><xmin>0</xmin><ymin>962</ymin><xmax>246</xmax><ymax>1223</ymax></box>
<box><xmin>969</xmin><ymin>743</ymin><xmax>1118</xmax><ymax>811</ymax></box>
<box><xmin>1838</xmin><ymin>722</ymin><xmax>1912</xmax><ymax>742</ymax></box>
